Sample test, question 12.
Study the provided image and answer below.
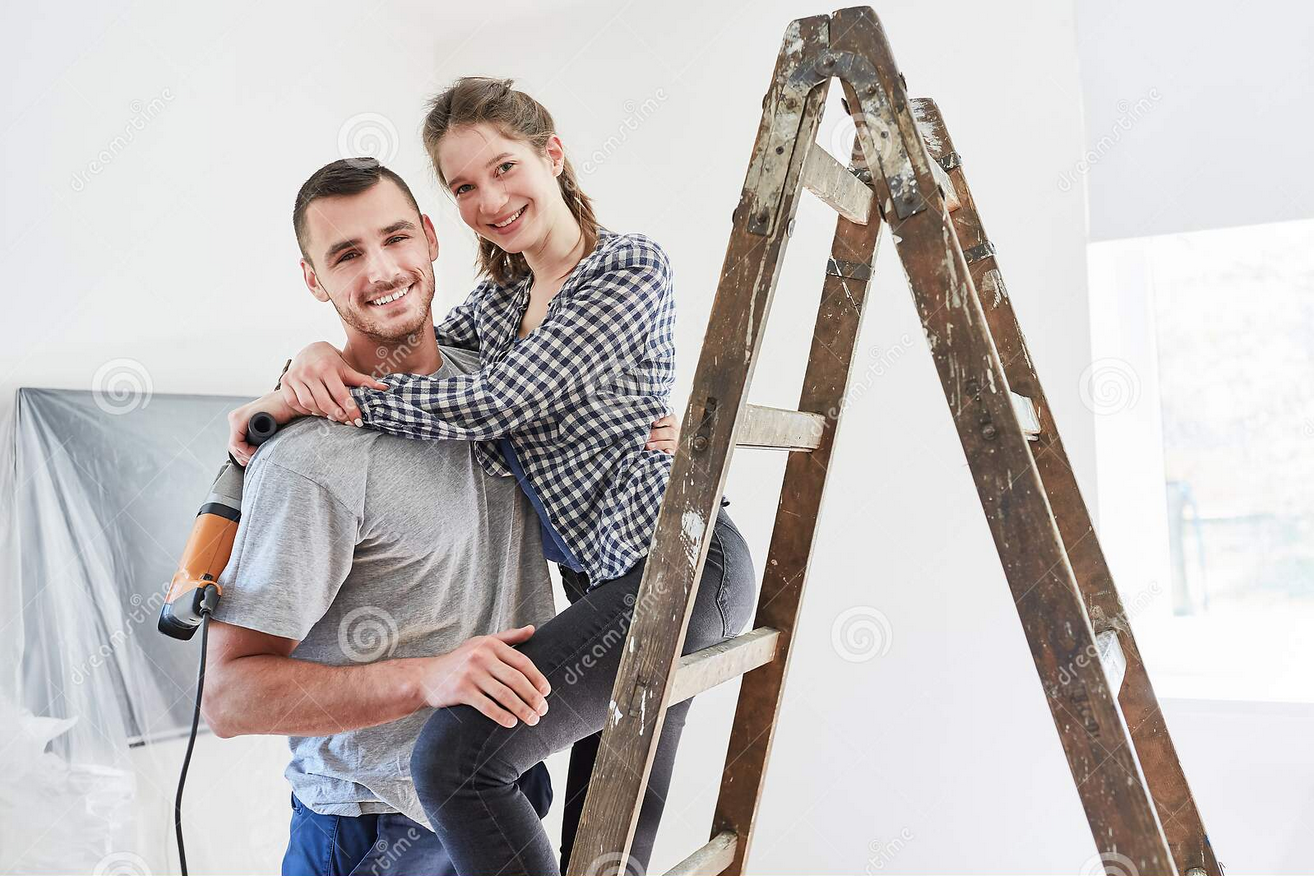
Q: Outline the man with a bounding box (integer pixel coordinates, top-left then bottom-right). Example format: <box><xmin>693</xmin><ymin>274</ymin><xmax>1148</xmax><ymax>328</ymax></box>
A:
<box><xmin>204</xmin><ymin>159</ymin><xmax>674</xmax><ymax>875</ymax></box>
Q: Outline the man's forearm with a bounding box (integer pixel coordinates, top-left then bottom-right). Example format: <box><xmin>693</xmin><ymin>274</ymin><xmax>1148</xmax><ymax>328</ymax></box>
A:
<box><xmin>206</xmin><ymin>653</ymin><xmax>427</xmax><ymax>738</ymax></box>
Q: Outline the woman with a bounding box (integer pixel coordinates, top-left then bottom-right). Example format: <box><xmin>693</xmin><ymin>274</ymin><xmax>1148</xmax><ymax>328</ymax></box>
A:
<box><xmin>230</xmin><ymin>77</ymin><xmax>755</xmax><ymax>875</ymax></box>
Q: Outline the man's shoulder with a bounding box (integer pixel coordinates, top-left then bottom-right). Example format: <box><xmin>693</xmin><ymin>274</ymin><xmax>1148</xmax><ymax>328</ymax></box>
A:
<box><xmin>438</xmin><ymin>343</ymin><xmax>479</xmax><ymax>375</ymax></box>
<box><xmin>247</xmin><ymin>417</ymin><xmax>376</xmax><ymax>501</ymax></box>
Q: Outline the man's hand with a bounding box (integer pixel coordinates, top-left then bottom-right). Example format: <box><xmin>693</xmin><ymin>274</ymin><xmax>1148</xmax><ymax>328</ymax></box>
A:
<box><xmin>644</xmin><ymin>413</ymin><xmax>680</xmax><ymax>454</ymax></box>
<box><xmin>415</xmin><ymin>625</ymin><xmax>551</xmax><ymax>729</ymax></box>
<box><xmin>281</xmin><ymin>341</ymin><xmax>388</xmax><ymax>425</ymax></box>
<box><xmin>228</xmin><ymin>390</ymin><xmax>305</xmax><ymax>466</ymax></box>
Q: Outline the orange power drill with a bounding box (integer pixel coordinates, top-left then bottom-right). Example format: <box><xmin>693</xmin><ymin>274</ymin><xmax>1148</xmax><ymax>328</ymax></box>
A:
<box><xmin>157</xmin><ymin>411</ymin><xmax>279</xmax><ymax>639</ymax></box>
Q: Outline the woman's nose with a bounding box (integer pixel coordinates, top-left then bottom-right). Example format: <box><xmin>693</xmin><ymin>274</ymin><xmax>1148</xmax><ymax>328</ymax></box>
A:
<box><xmin>478</xmin><ymin>184</ymin><xmax>509</xmax><ymax>219</ymax></box>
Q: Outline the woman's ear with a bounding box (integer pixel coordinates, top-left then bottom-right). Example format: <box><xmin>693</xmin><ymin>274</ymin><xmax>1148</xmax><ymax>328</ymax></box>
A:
<box><xmin>544</xmin><ymin>133</ymin><xmax>566</xmax><ymax>177</ymax></box>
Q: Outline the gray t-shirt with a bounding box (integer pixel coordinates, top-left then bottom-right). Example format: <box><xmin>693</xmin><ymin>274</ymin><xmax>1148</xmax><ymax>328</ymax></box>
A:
<box><xmin>213</xmin><ymin>344</ymin><xmax>554</xmax><ymax>827</ymax></box>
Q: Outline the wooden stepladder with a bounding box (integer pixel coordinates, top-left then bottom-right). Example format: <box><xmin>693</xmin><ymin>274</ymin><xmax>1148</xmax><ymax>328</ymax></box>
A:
<box><xmin>568</xmin><ymin>7</ymin><xmax>1220</xmax><ymax>876</ymax></box>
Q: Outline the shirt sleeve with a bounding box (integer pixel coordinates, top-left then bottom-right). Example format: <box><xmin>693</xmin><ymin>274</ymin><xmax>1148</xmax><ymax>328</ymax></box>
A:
<box><xmin>349</xmin><ymin>233</ymin><xmax>674</xmax><ymax>442</ymax></box>
<box><xmin>211</xmin><ymin>456</ymin><xmax>361</xmax><ymax>641</ymax></box>
<box><xmin>433</xmin><ymin>284</ymin><xmax>482</xmax><ymax>352</ymax></box>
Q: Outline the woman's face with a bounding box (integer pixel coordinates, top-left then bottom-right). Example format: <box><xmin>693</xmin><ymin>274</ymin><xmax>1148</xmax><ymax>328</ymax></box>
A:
<box><xmin>437</xmin><ymin>122</ymin><xmax>565</xmax><ymax>255</ymax></box>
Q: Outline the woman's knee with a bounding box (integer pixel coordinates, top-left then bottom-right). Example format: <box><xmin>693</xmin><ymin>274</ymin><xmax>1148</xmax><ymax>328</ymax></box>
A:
<box><xmin>410</xmin><ymin>705</ymin><xmax>497</xmax><ymax>797</ymax></box>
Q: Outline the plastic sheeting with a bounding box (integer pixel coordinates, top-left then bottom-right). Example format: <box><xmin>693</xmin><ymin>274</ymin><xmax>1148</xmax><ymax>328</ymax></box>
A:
<box><xmin>2</xmin><ymin>386</ymin><xmax>246</xmax><ymax>866</ymax></box>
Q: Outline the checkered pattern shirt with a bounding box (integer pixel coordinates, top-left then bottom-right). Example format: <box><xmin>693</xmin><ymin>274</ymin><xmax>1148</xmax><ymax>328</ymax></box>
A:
<box><xmin>350</xmin><ymin>230</ymin><xmax>676</xmax><ymax>583</ymax></box>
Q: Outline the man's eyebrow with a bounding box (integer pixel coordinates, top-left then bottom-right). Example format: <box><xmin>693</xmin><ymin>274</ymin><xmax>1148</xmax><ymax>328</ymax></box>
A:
<box><xmin>446</xmin><ymin>152</ymin><xmax>514</xmax><ymax>188</ymax></box>
<box><xmin>323</xmin><ymin>219</ymin><xmax>419</xmax><ymax>261</ymax></box>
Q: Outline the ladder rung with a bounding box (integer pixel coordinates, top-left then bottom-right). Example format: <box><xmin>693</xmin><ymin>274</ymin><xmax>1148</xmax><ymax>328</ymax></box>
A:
<box><xmin>738</xmin><ymin>404</ymin><xmax>825</xmax><ymax>451</ymax></box>
<box><xmin>1010</xmin><ymin>391</ymin><xmax>1041</xmax><ymax>440</ymax></box>
<box><xmin>1096</xmin><ymin>630</ymin><xmax>1127</xmax><ymax>695</ymax></box>
<box><xmin>670</xmin><ymin>627</ymin><xmax>781</xmax><ymax>706</ymax></box>
<box><xmin>802</xmin><ymin>143</ymin><xmax>873</xmax><ymax>225</ymax></box>
<box><xmin>664</xmin><ymin>831</ymin><xmax>738</xmax><ymax>876</ymax></box>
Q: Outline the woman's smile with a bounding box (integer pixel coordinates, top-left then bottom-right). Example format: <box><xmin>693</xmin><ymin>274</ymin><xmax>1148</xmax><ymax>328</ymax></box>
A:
<box><xmin>487</xmin><ymin>204</ymin><xmax>528</xmax><ymax>236</ymax></box>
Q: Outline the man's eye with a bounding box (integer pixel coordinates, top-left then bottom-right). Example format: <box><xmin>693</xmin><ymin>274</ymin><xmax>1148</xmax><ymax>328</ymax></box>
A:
<box><xmin>387</xmin><ymin>235</ymin><xmax>408</xmax><ymax>244</ymax></box>
<box><xmin>338</xmin><ymin>252</ymin><xmax>358</xmax><ymax>263</ymax></box>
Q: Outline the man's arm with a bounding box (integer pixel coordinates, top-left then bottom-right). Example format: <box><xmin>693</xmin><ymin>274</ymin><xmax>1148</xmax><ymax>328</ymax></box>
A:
<box><xmin>202</xmin><ymin>620</ymin><xmax>552</xmax><ymax>738</ymax></box>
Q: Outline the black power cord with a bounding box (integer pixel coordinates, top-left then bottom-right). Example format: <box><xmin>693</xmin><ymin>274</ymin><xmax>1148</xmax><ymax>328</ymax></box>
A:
<box><xmin>174</xmin><ymin>584</ymin><xmax>219</xmax><ymax>876</ymax></box>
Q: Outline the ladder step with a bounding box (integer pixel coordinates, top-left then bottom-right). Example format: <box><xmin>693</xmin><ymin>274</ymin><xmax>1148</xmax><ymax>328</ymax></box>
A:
<box><xmin>1010</xmin><ymin>391</ymin><xmax>1041</xmax><ymax>440</ymax></box>
<box><xmin>802</xmin><ymin>143</ymin><xmax>874</xmax><ymax>225</ymax></box>
<box><xmin>664</xmin><ymin>831</ymin><xmax>738</xmax><ymax>876</ymax></box>
<box><xmin>737</xmin><ymin>404</ymin><xmax>826</xmax><ymax>451</ymax></box>
<box><xmin>1096</xmin><ymin>630</ymin><xmax>1127</xmax><ymax>695</ymax></box>
<box><xmin>670</xmin><ymin>627</ymin><xmax>781</xmax><ymax>706</ymax></box>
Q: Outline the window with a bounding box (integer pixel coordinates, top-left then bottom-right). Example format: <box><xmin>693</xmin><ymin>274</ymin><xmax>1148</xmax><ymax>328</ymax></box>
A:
<box><xmin>1087</xmin><ymin>217</ymin><xmax>1314</xmax><ymax>702</ymax></box>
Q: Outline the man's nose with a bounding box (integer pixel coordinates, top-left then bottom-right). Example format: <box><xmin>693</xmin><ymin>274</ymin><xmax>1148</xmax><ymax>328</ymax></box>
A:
<box><xmin>363</xmin><ymin>246</ymin><xmax>404</xmax><ymax>289</ymax></box>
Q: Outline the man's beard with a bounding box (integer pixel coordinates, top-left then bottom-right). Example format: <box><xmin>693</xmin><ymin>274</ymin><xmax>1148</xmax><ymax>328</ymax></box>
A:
<box><xmin>334</xmin><ymin>268</ymin><xmax>436</xmax><ymax>344</ymax></box>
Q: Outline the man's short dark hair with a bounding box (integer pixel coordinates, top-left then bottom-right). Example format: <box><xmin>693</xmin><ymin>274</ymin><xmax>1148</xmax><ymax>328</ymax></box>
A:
<box><xmin>293</xmin><ymin>158</ymin><xmax>423</xmax><ymax>263</ymax></box>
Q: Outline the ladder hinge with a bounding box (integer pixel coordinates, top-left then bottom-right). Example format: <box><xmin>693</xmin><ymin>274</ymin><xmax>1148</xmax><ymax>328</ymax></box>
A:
<box><xmin>963</xmin><ymin>241</ymin><xmax>996</xmax><ymax>264</ymax></box>
<box><xmin>826</xmin><ymin>258</ymin><xmax>872</xmax><ymax>281</ymax></box>
<box><xmin>936</xmin><ymin>152</ymin><xmax>961</xmax><ymax>172</ymax></box>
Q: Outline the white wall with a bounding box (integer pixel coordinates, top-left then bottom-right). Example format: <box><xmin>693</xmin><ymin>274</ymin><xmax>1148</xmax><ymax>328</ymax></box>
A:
<box><xmin>3</xmin><ymin>0</ymin><xmax>1291</xmax><ymax>873</ymax></box>
<box><xmin>1075</xmin><ymin>0</ymin><xmax>1314</xmax><ymax>241</ymax></box>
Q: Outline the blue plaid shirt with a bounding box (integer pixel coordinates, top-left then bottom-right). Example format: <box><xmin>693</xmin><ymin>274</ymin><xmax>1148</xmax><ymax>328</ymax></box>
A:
<box><xmin>350</xmin><ymin>230</ymin><xmax>676</xmax><ymax>584</ymax></box>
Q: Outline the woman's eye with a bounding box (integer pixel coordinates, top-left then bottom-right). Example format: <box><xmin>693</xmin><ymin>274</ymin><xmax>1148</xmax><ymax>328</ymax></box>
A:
<box><xmin>454</xmin><ymin>184</ymin><xmax>471</xmax><ymax>195</ymax></box>
<box><xmin>497</xmin><ymin>161</ymin><xmax>514</xmax><ymax>174</ymax></box>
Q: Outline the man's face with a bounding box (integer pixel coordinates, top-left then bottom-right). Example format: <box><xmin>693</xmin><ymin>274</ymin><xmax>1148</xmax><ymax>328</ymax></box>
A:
<box><xmin>301</xmin><ymin>178</ymin><xmax>439</xmax><ymax>343</ymax></box>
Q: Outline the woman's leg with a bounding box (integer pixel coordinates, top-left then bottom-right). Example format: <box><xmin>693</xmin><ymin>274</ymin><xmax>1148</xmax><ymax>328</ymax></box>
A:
<box><xmin>410</xmin><ymin>508</ymin><xmax>755</xmax><ymax>876</ymax></box>
<box><xmin>558</xmin><ymin>508</ymin><xmax>756</xmax><ymax>874</ymax></box>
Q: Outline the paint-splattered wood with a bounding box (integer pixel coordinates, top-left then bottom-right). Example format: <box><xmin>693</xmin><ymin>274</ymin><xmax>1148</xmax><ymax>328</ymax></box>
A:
<box><xmin>835</xmin><ymin>7</ymin><xmax>1176</xmax><ymax>864</ymax></box>
<box><xmin>565</xmin><ymin>14</ymin><xmax>837</xmax><ymax>874</ymax></box>
<box><xmin>738</xmin><ymin>403</ymin><xmax>826</xmax><ymax>451</ymax></box>
<box><xmin>709</xmin><ymin>152</ymin><xmax>885</xmax><ymax>876</ymax></box>
<box><xmin>801</xmin><ymin>141</ymin><xmax>874</xmax><ymax>223</ymax></box>
<box><xmin>668</xmin><ymin>627</ymin><xmax>781</xmax><ymax>706</ymax></box>
<box><xmin>913</xmin><ymin>95</ymin><xmax>1220</xmax><ymax>876</ymax></box>
<box><xmin>663</xmin><ymin>831</ymin><xmax>737</xmax><ymax>876</ymax></box>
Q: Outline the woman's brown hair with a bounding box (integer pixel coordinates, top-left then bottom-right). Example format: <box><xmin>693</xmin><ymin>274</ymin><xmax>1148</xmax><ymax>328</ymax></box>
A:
<box><xmin>422</xmin><ymin>77</ymin><xmax>599</xmax><ymax>286</ymax></box>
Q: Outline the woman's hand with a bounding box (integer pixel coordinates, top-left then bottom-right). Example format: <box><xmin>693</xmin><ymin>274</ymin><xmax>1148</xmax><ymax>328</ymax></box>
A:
<box><xmin>280</xmin><ymin>341</ymin><xmax>388</xmax><ymax>425</ymax></box>
<box><xmin>644</xmin><ymin>413</ymin><xmax>680</xmax><ymax>454</ymax></box>
<box><xmin>227</xmin><ymin>391</ymin><xmax>304</xmax><ymax>466</ymax></box>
